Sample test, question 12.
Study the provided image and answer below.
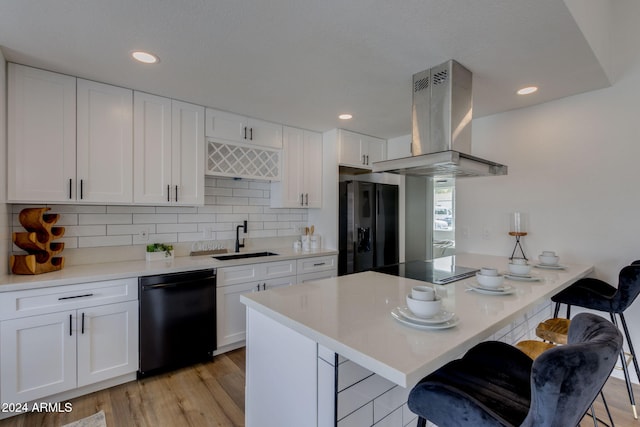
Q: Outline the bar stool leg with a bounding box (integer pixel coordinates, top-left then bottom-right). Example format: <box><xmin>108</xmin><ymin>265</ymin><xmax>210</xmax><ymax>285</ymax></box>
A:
<box><xmin>553</xmin><ymin>302</ymin><xmax>571</xmax><ymax>318</ymax></box>
<box><xmin>599</xmin><ymin>391</ymin><xmax>615</xmax><ymax>427</ymax></box>
<box><xmin>619</xmin><ymin>313</ymin><xmax>640</xmax><ymax>419</ymax></box>
<box><xmin>619</xmin><ymin>313</ymin><xmax>640</xmax><ymax>384</ymax></box>
<box><xmin>611</xmin><ymin>314</ymin><xmax>638</xmax><ymax>419</ymax></box>
<box><xmin>589</xmin><ymin>404</ymin><xmax>598</xmax><ymax>427</ymax></box>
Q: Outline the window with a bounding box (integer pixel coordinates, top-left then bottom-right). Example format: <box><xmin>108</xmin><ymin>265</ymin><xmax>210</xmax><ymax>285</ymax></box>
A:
<box><xmin>433</xmin><ymin>179</ymin><xmax>455</xmax><ymax>257</ymax></box>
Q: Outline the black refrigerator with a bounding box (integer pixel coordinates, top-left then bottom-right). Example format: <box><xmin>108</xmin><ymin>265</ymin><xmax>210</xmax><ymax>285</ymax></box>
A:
<box><xmin>339</xmin><ymin>181</ymin><xmax>399</xmax><ymax>275</ymax></box>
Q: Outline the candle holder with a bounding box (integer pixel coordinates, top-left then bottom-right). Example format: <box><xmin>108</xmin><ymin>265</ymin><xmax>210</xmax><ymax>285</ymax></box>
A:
<box><xmin>509</xmin><ymin>212</ymin><xmax>528</xmax><ymax>260</ymax></box>
<box><xmin>508</xmin><ymin>231</ymin><xmax>528</xmax><ymax>260</ymax></box>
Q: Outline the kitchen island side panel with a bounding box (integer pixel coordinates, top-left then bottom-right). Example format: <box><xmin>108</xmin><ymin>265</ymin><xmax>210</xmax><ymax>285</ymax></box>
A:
<box><xmin>245</xmin><ymin>308</ymin><xmax>318</xmax><ymax>427</ymax></box>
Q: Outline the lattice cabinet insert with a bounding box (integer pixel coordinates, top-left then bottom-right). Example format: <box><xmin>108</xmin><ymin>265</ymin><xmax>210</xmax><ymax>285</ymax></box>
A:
<box><xmin>10</xmin><ymin>207</ymin><xmax>65</xmax><ymax>274</ymax></box>
<box><xmin>206</xmin><ymin>140</ymin><xmax>281</xmax><ymax>181</ymax></box>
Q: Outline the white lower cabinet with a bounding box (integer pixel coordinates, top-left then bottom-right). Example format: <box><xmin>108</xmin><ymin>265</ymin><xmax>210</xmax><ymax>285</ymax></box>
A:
<box><xmin>216</xmin><ymin>255</ymin><xmax>337</xmax><ymax>352</ymax></box>
<box><xmin>1</xmin><ymin>311</ymin><xmax>77</xmax><ymax>403</ymax></box>
<box><xmin>217</xmin><ymin>281</ymin><xmax>261</xmax><ymax>348</ymax></box>
<box><xmin>0</xmin><ymin>279</ymin><xmax>138</xmax><ymax>404</ymax></box>
<box><xmin>216</xmin><ymin>260</ymin><xmax>297</xmax><ymax>350</ymax></box>
<box><xmin>297</xmin><ymin>255</ymin><xmax>337</xmax><ymax>282</ymax></box>
<box><xmin>76</xmin><ymin>301</ymin><xmax>138</xmax><ymax>387</ymax></box>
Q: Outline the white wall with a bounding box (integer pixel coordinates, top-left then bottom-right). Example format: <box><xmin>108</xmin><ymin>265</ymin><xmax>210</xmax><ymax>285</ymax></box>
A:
<box><xmin>456</xmin><ymin>0</ymin><xmax>640</xmax><ymax>381</ymax></box>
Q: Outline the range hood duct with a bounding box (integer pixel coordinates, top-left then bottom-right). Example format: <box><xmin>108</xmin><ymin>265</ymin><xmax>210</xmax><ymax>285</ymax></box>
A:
<box><xmin>372</xmin><ymin>60</ymin><xmax>507</xmax><ymax>178</ymax></box>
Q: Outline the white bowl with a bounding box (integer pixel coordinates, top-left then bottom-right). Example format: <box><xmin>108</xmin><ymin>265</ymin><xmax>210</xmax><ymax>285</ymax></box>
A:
<box><xmin>480</xmin><ymin>267</ymin><xmax>498</xmax><ymax>276</ymax></box>
<box><xmin>508</xmin><ymin>263</ymin><xmax>532</xmax><ymax>276</ymax></box>
<box><xmin>406</xmin><ymin>294</ymin><xmax>442</xmax><ymax>318</ymax></box>
<box><xmin>411</xmin><ymin>285</ymin><xmax>435</xmax><ymax>301</ymax></box>
<box><xmin>476</xmin><ymin>272</ymin><xmax>505</xmax><ymax>289</ymax></box>
<box><xmin>538</xmin><ymin>254</ymin><xmax>559</xmax><ymax>265</ymax></box>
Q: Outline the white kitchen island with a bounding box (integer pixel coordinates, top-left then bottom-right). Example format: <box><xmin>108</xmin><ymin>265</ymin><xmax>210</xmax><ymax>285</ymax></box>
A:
<box><xmin>240</xmin><ymin>253</ymin><xmax>593</xmax><ymax>427</ymax></box>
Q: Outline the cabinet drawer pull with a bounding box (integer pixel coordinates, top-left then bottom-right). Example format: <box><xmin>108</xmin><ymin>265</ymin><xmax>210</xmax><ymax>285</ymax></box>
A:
<box><xmin>58</xmin><ymin>293</ymin><xmax>94</xmax><ymax>301</ymax></box>
<box><xmin>313</xmin><ymin>262</ymin><xmax>326</xmax><ymax>266</ymax></box>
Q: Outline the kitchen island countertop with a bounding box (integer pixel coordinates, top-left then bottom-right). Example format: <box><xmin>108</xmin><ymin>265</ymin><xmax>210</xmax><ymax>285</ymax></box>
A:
<box><xmin>241</xmin><ymin>253</ymin><xmax>593</xmax><ymax>388</ymax></box>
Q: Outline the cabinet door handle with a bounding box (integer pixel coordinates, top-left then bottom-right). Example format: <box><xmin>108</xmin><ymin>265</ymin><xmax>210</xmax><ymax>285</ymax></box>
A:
<box><xmin>305</xmin><ymin>193</ymin><xmax>309</xmax><ymax>206</ymax></box>
<box><xmin>69</xmin><ymin>314</ymin><xmax>73</xmax><ymax>336</ymax></box>
<box><xmin>69</xmin><ymin>179</ymin><xmax>73</xmax><ymax>199</ymax></box>
<box><xmin>313</xmin><ymin>262</ymin><xmax>326</xmax><ymax>266</ymax></box>
<box><xmin>58</xmin><ymin>293</ymin><xmax>94</xmax><ymax>300</ymax></box>
<box><xmin>81</xmin><ymin>312</ymin><xmax>85</xmax><ymax>334</ymax></box>
<box><xmin>244</xmin><ymin>127</ymin><xmax>248</xmax><ymax>139</ymax></box>
<box><xmin>175</xmin><ymin>185</ymin><xmax>178</xmax><ymax>202</ymax></box>
<box><xmin>167</xmin><ymin>185</ymin><xmax>170</xmax><ymax>202</ymax></box>
<box><xmin>250</xmin><ymin>128</ymin><xmax>253</xmax><ymax>140</ymax></box>
<box><xmin>362</xmin><ymin>154</ymin><xmax>366</xmax><ymax>165</ymax></box>
<box><xmin>256</xmin><ymin>284</ymin><xmax>260</xmax><ymax>292</ymax></box>
<box><xmin>366</xmin><ymin>155</ymin><xmax>369</xmax><ymax>165</ymax></box>
<box><xmin>300</xmin><ymin>193</ymin><xmax>304</xmax><ymax>206</ymax></box>
<box><xmin>262</xmin><ymin>283</ymin><xmax>266</xmax><ymax>291</ymax></box>
<box><xmin>80</xmin><ymin>179</ymin><xmax>84</xmax><ymax>199</ymax></box>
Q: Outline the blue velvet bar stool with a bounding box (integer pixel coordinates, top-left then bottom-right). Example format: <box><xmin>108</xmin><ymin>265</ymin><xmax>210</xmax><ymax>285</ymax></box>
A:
<box><xmin>407</xmin><ymin>313</ymin><xmax>622</xmax><ymax>427</ymax></box>
<box><xmin>552</xmin><ymin>262</ymin><xmax>640</xmax><ymax>419</ymax></box>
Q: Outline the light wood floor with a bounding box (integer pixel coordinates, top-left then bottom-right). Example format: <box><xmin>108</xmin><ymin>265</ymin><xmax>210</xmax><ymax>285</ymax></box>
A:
<box><xmin>1</xmin><ymin>348</ymin><xmax>639</xmax><ymax>427</ymax></box>
<box><xmin>0</xmin><ymin>348</ymin><xmax>246</xmax><ymax>427</ymax></box>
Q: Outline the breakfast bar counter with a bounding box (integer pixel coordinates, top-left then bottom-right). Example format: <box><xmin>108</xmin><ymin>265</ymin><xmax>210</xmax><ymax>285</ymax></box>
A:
<box><xmin>240</xmin><ymin>253</ymin><xmax>593</xmax><ymax>427</ymax></box>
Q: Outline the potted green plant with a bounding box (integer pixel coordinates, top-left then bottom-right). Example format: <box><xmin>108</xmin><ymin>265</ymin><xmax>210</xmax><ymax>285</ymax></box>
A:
<box><xmin>145</xmin><ymin>243</ymin><xmax>174</xmax><ymax>261</ymax></box>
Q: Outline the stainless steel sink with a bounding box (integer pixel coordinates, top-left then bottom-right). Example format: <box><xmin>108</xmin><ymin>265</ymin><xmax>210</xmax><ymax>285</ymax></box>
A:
<box><xmin>212</xmin><ymin>251</ymin><xmax>279</xmax><ymax>261</ymax></box>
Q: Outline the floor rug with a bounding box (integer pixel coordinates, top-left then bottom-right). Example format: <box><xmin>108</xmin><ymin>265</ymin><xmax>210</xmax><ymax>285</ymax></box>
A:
<box><xmin>62</xmin><ymin>410</ymin><xmax>106</xmax><ymax>427</ymax></box>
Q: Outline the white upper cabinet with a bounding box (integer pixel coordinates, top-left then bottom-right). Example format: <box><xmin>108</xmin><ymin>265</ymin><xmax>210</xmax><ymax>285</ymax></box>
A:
<box><xmin>8</xmin><ymin>63</ymin><xmax>77</xmax><ymax>202</ymax></box>
<box><xmin>133</xmin><ymin>92</ymin><xmax>172</xmax><ymax>204</ymax></box>
<box><xmin>8</xmin><ymin>65</ymin><xmax>134</xmax><ymax>204</ymax></box>
<box><xmin>171</xmin><ymin>100</ymin><xmax>205</xmax><ymax>205</ymax></box>
<box><xmin>270</xmin><ymin>126</ymin><xmax>322</xmax><ymax>208</ymax></box>
<box><xmin>134</xmin><ymin>92</ymin><xmax>204</xmax><ymax>205</ymax></box>
<box><xmin>386</xmin><ymin>134</ymin><xmax>412</xmax><ymax>160</ymax></box>
<box><xmin>338</xmin><ymin>129</ymin><xmax>386</xmax><ymax>169</ymax></box>
<box><xmin>205</xmin><ymin>108</ymin><xmax>282</xmax><ymax>148</ymax></box>
<box><xmin>76</xmin><ymin>79</ymin><xmax>133</xmax><ymax>203</ymax></box>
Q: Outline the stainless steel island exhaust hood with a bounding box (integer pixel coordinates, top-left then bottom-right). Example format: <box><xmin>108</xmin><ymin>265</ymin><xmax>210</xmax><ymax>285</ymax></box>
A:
<box><xmin>372</xmin><ymin>60</ymin><xmax>507</xmax><ymax>178</ymax></box>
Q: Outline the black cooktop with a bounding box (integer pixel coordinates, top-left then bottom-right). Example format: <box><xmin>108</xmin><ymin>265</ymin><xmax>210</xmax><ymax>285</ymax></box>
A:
<box><xmin>374</xmin><ymin>258</ymin><xmax>479</xmax><ymax>285</ymax></box>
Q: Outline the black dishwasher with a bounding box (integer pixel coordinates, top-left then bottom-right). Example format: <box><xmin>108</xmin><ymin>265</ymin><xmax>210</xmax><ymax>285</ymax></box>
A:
<box><xmin>138</xmin><ymin>269</ymin><xmax>216</xmax><ymax>378</ymax></box>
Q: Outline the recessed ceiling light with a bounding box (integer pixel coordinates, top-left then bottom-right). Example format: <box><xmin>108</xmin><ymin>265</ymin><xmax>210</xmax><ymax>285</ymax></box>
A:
<box><xmin>339</xmin><ymin>114</ymin><xmax>353</xmax><ymax>120</ymax></box>
<box><xmin>517</xmin><ymin>86</ymin><xmax>538</xmax><ymax>95</ymax></box>
<box><xmin>131</xmin><ymin>51</ymin><xmax>159</xmax><ymax>64</ymax></box>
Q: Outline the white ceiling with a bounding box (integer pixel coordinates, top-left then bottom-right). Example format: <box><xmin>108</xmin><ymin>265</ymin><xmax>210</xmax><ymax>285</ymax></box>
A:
<box><xmin>0</xmin><ymin>0</ymin><xmax>612</xmax><ymax>139</ymax></box>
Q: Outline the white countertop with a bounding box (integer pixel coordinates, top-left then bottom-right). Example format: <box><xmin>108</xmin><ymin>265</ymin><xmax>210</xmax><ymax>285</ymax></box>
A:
<box><xmin>0</xmin><ymin>247</ymin><xmax>338</xmax><ymax>292</ymax></box>
<box><xmin>240</xmin><ymin>253</ymin><xmax>593</xmax><ymax>388</ymax></box>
